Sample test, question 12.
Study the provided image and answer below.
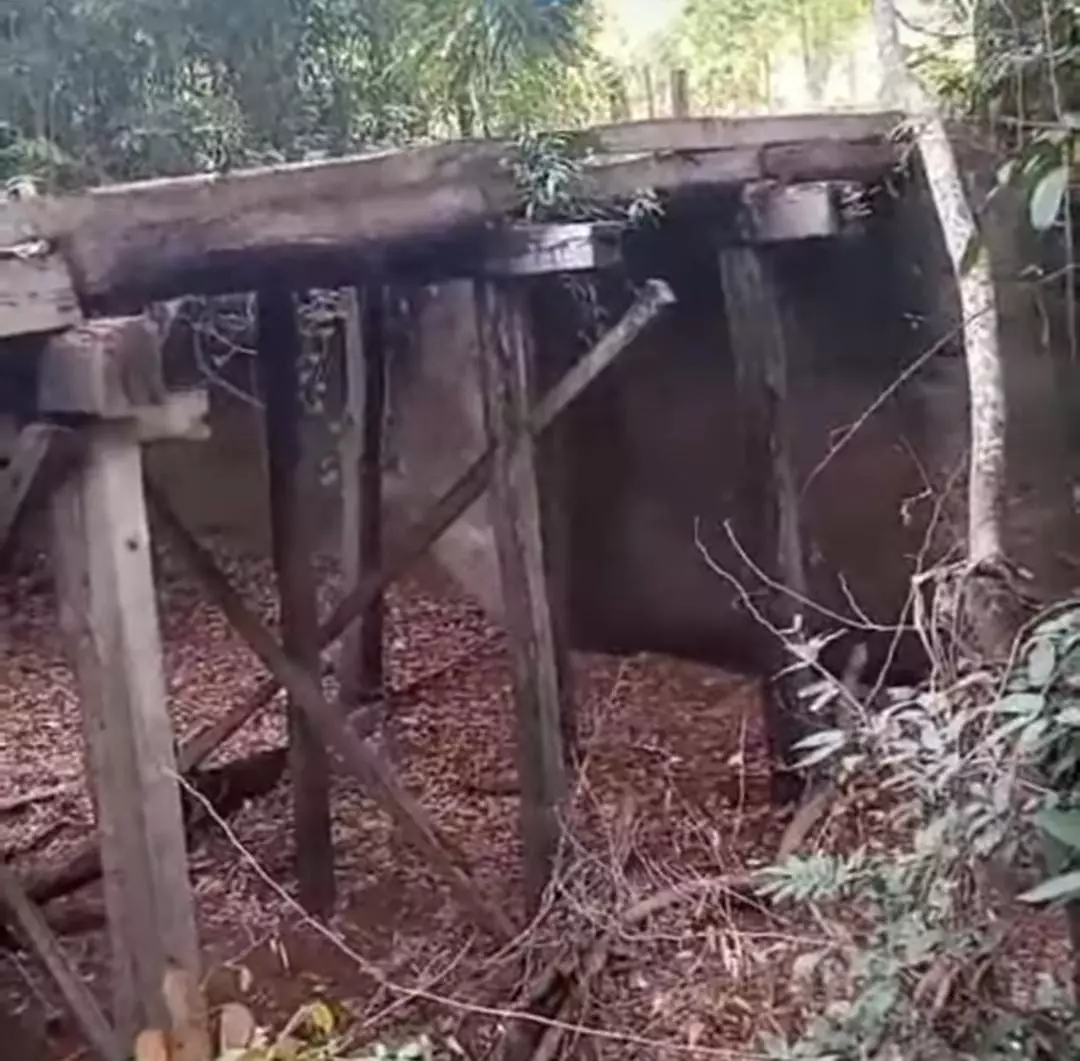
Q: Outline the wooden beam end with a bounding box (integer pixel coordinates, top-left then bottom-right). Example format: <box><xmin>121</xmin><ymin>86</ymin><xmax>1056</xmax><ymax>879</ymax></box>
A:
<box><xmin>39</xmin><ymin>314</ymin><xmax>165</xmax><ymax>417</ymax></box>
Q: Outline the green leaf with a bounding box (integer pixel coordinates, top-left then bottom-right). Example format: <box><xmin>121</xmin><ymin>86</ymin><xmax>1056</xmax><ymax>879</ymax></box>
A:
<box><xmin>1019</xmin><ymin>869</ymin><xmax>1080</xmax><ymax>904</ymax></box>
<box><xmin>1019</xmin><ymin>718</ymin><xmax>1050</xmax><ymax>751</ymax></box>
<box><xmin>1029</xmin><ymin>165</ymin><xmax>1069</xmax><ymax>231</ymax></box>
<box><xmin>994</xmin><ymin>691</ymin><xmax>1046</xmax><ymax>716</ymax></box>
<box><xmin>793</xmin><ymin>728</ymin><xmax>847</xmax><ymax>749</ymax></box>
<box><xmin>1028</xmin><ymin>638</ymin><xmax>1058</xmax><ymax>686</ymax></box>
<box><xmin>793</xmin><ymin>729</ymin><xmax>847</xmax><ymax>769</ymax></box>
<box><xmin>1037</xmin><ymin>808</ymin><xmax>1080</xmax><ymax>850</ymax></box>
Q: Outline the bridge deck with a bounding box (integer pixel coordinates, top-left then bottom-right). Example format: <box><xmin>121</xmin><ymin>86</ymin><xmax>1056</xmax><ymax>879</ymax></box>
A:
<box><xmin>8</xmin><ymin>110</ymin><xmax>905</xmax><ymax>312</ymax></box>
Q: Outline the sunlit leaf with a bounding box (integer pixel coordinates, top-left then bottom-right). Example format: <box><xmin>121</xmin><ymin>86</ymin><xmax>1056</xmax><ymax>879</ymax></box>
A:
<box><xmin>1019</xmin><ymin>869</ymin><xmax>1080</xmax><ymax>904</ymax></box>
<box><xmin>1029</xmin><ymin>164</ymin><xmax>1069</xmax><ymax>231</ymax></box>
<box><xmin>1028</xmin><ymin>638</ymin><xmax>1059</xmax><ymax>686</ymax></box>
<box><xmin>306</xmin><ymin>1000</ymin><xmax>336</xmax><ymax>1038</ymax></box>
<box><xmin>1037</xmin><ymin>807</ymin><xmax>1080</xmax><ymax>851</ymax></box>
<box><xmin>994</xmin><ymin>692</ymin><xmax>1045</xmax><ymax>716</ymax></box>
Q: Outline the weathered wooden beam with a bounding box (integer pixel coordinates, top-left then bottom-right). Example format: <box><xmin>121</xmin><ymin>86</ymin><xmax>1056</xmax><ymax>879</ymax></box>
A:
<box><xmin>0</xmin><ymin>204</ymin><xmax>81</xmax><ymax>341</ymax></box>
<box><xmin>38</xmin><ymin>315</ymin><xmax>165</xmax><ymax>417</ymax></box>
<box><xmin>476</xmin><ymin>279</ymin><xmax>569</xmax><ymax>910</ymax></box>
<box><xmin>48</xmin><ymin>418</ymin><xmax>205</xmax><ymax>1048</ymax></box>
<box><xmin>338</xmin><ymin>287</ymin><xmax>387</xmax><ymax>715</ymax></box>
<box><xmin>0</xmin><ymin>860</ymin><xmax>120</xmax><ymax>1061</ymax></box>
<box><xmin>19</xmin><ymin>112</ymin><xmax>902</xmax><ymax>306</ymax></box>
<box><xmin>738</xmin><ymin>181</ymin><xmax>840</xmax><ymax>244</ymax></box>
<box><xmin>761</xmin><ymin>139</ymin><xmax>896</xmax><ymax>184</ymax></box>
<box><xmin>480</xmin><ymin>223</ymin><xmax>622</xmax><ymax>278</ymax></box>
<box><xmin>143</xmin><ymin>478</ymin><xmax>517</xmax><ymax>943</ymax></box>
<box><xmin>256</xmin><ymin>286</ymin><xmax>335</xmax><ymax>916</ymax></box>
<box><xmin>718</xmin><ymin>244</ymin><xmax>810</xmax><ymax>798</ymax></box>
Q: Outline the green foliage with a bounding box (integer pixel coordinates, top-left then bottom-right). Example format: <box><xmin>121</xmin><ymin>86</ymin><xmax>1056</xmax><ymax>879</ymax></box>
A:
<box><xmin>756</xmin><ymin>602</ymin><xmax>1080</xmax><ymax>1058</ymax></box>
<box><xmin>505</xmin><ymin>127</ymin><xmax>663</xmax><ymax>223</ymax></box>
<box><xmin>0</xmin><ymin>0</ymin><xmax>609</xmax><ymax>190</ymax></box>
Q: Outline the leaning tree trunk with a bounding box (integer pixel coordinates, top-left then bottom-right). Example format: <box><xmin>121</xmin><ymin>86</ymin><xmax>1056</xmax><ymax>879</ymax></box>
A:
<box><xmin>873</xmin><ymin>0</ymin><xmax>1020</xmax><ymax>658</ymax></box>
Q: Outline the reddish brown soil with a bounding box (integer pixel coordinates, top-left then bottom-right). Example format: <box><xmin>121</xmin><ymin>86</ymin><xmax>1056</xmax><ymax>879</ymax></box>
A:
<box><xmin>0</xmin><ymin>534</ymin><xmax>1071</xmax><ymax>1061</ymax></box>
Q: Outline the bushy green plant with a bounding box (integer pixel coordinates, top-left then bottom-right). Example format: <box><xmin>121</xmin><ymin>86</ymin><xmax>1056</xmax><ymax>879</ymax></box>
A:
<box><xmin>756</xmin><ymin>595</ymin><xmax>1080</xmax><ymax>1059</ymax></box>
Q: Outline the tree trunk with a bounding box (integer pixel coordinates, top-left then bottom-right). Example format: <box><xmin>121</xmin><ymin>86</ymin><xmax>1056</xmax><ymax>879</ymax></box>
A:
<box><xmin>874</xmin><ymin>0</ymin><xmax>1009</xmax><ymax>632</ymax></box>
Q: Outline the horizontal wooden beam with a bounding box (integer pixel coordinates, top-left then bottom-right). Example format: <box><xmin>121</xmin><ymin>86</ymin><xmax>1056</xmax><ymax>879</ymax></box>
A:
<box><xmin>38</xmin><ymin>315</ymin><xmax>165</xmax><ymax>417</ymax></box>
<box><xmin>18</xmin><ymin>111</ymin><xmax>904</xmax><ymax>308</ymax></box>
<box><xmin>0</xmin><ymin>204</ymin><xmax>82</xmax><ymax>340</ymax></box>
<box><xmin>738</xmin><ymin>181</ymin><xmax>840</xmax><ymax>243</ymax></box>
<box><xmin>480</xmin><ymin>222</ymin><xmax>622</xmax><ymax>277</ymax></box>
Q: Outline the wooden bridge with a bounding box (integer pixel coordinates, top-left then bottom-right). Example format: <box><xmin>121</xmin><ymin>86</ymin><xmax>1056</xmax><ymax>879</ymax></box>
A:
<box><xmin>0</xmin><ymin>108</ymin><xmax>912</xmax><ymax>1058</ymax></box>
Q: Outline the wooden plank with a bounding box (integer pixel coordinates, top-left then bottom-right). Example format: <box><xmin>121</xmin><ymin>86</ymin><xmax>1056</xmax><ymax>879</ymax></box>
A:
<box><xmin>143</xmin><ymin>478</ymin><xmax>517</xmax><ymax>943</ymax></box>
<box><xmin>19</xmin><ymin>281</ymin><xmax>677</xmax><ymax>916</ymax></box>
<box><xmin>0</xmin><ymin>860</ymin><xmax>121</xmax><ymax>1061</ymax></box>
<box><xmin>718</xmin><ymin>245</ymin><xmax>809</xmax><ymax>799</ymax></box>
<box><xmin>48</xmin><ymin>419</ymin><xmax>205</xmax><ymax>1047</ymax></box>
<box><xmin>480</xmin><ymin>222</ymin><xmax>623</xmax><ymax>277</ymax></box>
<box><xmin>475</xmin><ymin>279</ymin><xmax>568</xmax><ymax>910</ymax></box>
<box><xmin>338</xmin><ymin>287</ymin><xmax>387</xmax><ymax>715</ymax></box>
<box><xmin>739</xmin><ymin>182</ymin><xmax>840</xmax><ymax>244</ymax></box>
<box><xmin>256</xmin><ymin>286</ymin><xmax>335</xmax><ymax>916</ymax></box>
<box><xmin>38</xmin><ymin>315</ymin><xmax>165</xmax><ymax>417</ymax></box>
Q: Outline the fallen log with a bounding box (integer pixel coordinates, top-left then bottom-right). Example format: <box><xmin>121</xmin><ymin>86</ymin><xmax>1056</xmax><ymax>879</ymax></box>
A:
<box><xmin>19</xmin><ymin>749</ymin><xmax>287</xmax><ymax>907</ymax></box>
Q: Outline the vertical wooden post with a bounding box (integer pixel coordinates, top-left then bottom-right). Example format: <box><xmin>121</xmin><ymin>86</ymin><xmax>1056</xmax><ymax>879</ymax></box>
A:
<box><xmin>670</xmin><ymin>68</ymin><xmax>690</xmax><ymax>117</ymax></box>
<box><xmin>50</xmin><ymin>420</ymin><xmax>205</xmax><ymax>1045</ymax></box>
<box><xmin>338</xmin><ymin>287</ymin><xmax>386</xmax><ymax>723</ymax></box>
<box><xmin>718</xmin><ymin>244</ymin><xmax>809</xmax><ymax>795</ymax></box>
<box><xmin>475</xmin><ymin>279</ymin><xmax>568</xmax><ymax>910</ymax></box>
<box><xmin>257</xmin><ymin>286</ymin><xmax>335</xmax><ymax>915</ymax></box>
